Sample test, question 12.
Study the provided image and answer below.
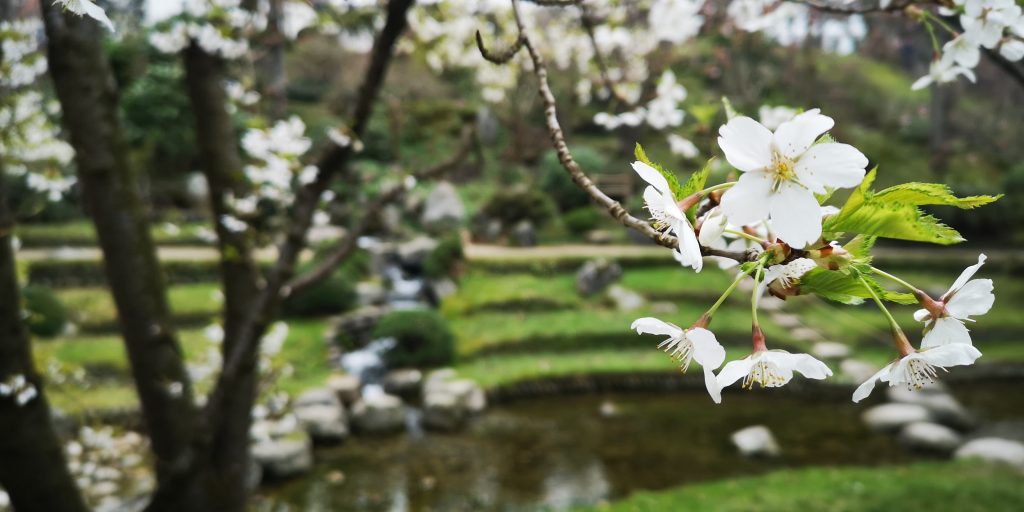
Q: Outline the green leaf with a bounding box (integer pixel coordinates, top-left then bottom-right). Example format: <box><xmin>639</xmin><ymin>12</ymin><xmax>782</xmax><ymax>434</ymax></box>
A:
<box><xmin>874</xmin><ymin>182</ymin><xmax>1002</xmax><ymax>209</ymax></box>
<box><xmin>721</xmin><ymin>96</ymin><xmax>739</xmax><ymax>120</ymax></box>
<box><xmin>634</xmin><ymin>143</ymin><xmax>686</xmax><ymax>200</ymax></box>
<box><xmin>688</xmin><ymin>104</ymin><xmax>720</xmax><ymax>126</ymax></box>
<box><xmin>844</xmin><ymin>235</ymin><xmax>876</xmax><ymax>262</ymax></box>
<box><xmin>679</xmin><ymin>158</ymin><xmax>712</xmax><ymax>199</ymax></box>
<box><xmin>800</xmin><ymin>269</ymin><xmax>917</xmax><ymax>305</ymax></box>
<box><xmin>823</xmin><ymin>169</ymin><xmax>965</xmax><ymax>245</ymax></box>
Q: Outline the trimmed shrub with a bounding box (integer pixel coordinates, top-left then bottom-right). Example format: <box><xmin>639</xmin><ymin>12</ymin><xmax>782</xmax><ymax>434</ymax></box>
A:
<box><xmin>22</xmin><ymin>285</ymin><xmax>69</xmax><ymax>338</ymax></box>
<box><xmin>423</xmin><ymin>235</ymin><xmax>464</xmax><ymax>279</ymax></box>
<box><xmin>562</xmin><ymin>207</ymin><xmax>604</xmax><ymax>233</ymax></box>
<box><xmin>480</xmin><ymin>185</ymin><xmax>557</xmax><ymax>229</ymax></box>
<box><xmin>282</xmin><ymin>267</ymin><xmax>358</xmax><ymax>318</ymax></box>
<box><xmin>373</xmin><ymin>310</ymin><xmax>455</xmax><ymax>368</ymax></box>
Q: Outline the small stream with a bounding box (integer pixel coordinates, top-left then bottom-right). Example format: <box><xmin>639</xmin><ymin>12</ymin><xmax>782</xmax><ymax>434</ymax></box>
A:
<box><xmin>256</xmin><ymin>384</ymin><xmax>1011</xmax><ymax>512</ymax></box>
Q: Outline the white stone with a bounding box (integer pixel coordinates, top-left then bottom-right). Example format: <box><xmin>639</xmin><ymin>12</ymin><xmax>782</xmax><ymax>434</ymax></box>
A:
<box><xmin>252</xmin><ymin>433</ymin><xmax>314</xmax><ymax>479</ymax></box>
<box><xmin>955</xmin><ymin>438</ymin><xmax>1024</xmax><ymax>468</ymax></box>
<box><xmin>886</xmin><ymin>387</ymin><xmax>974</xmax><ymax>429</ymax></box>
<box><xmin>791</xmin><ymin>327</ymin><xmax>821</xmax><ymax>342</ymax></box>
<box><xmin>420</xmin><ymin>182</ymin><xmax>465</xmax><ymax>233</ymax></box>
<box><xmin>811</xmin><ymin>341</ymin><xmax>851</xmax><ymax>359</ymax></box>
<box><xmin>422</xmin><ymin>391</ymin><xmax>464</xmax><ymax>431</ymax></box>
<box><xmin>383</xmin><ymin>369</ymin><xmax>423</xmax><ymax>398</ymax></box>
<box><xmin>294</xmin><ymin>404</ymin><xmax>348</xmax><ymax>443</ymax></box>
<box><xmin>731</xmin><ymin>425</ymin><xmax>781</xmax><ymax>458</ymax></box>
<box><xmin>899</xmin><ymin>422</ymin><xmax>963</xmax><ymax>452</ymax></box>
<box><xmin>295</xmin><ymin>387</ymin><xmax>341</xmax><ymax>409</ymax></box>
<box><xmin>862</xmin><ymin>403</ymin><xmax>932</xmax><ymax>431</ymax></box>
<box><xmin>326</xmin><ymin>374</ymin><xmax>361</xmax><ymax>405</ymax></box>
<box><xmin>351</xmin><ymin>393</ymin><xmax>405</xmax><ymax>433</ymax></box>
<box><xmin>839</xmin><ymin>359</ymin><xmax>881</xmax><ymax>383</ymax></box>
<box><xmin>772</xmin><ymin>313</ymin><xmax>802</xmax><ymax>328</ymax></box>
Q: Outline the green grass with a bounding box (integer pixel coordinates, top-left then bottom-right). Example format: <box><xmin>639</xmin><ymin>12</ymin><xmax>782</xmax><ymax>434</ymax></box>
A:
<box><xmin>58</xmin><ymin>283</ymin><xmax>223</xmax><ymax>333</ymax></box>
<box><xmin>455</xmin><ymin>349</ymin><xmax>680</xmax><ymax>388</ymax></box>
<box><xmin>17</xmin><ymin>220</ymin><xmax>213</xmax><ymax>248</ymax></box>
<box><xmin>577</xmin><ymin>461</ymin><xmax>1024</xmax><ymax>512</ymax></box>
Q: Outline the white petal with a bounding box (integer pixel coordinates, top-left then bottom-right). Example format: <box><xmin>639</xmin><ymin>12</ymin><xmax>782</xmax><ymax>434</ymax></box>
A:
<box><xmin>921</xmin><ymin>317</ymin><xmax>972</xmax><ymax>349</ymax></box>
<box><xmin>945</xmin><ymin>279</ymin><xmax>994</xmax><ymax>319</ymax></box>
<box><xmin>703</xmin><ymin>367</ymin><xmax>722</xmax><ymax>404</ymax></box>
<box><xmin>768</xmin><ymin>182</ymin><xmax>822</xmax><ymax>249</ymax></box>
<box><xmin>793</xmin><ymin>143</ymin><xmax>868</xmax><ymax>194</ymax></box>
<box><xmin>674</xmin><ymin>221</ymin><xmax>703</xmax><ymax>272</ymax></box>
<box><xmin>852</xmin><ymin>364</ymin><xmax>893</xmax><ymax>403</ymax></box>
<box><xmin>720</xmin><ymin>170</ymin><xmax>772</xmax><ymax>226</ymax></box>
<box><xmin>920</xmin><ymin>343</ymin><xmax>982</xmax><ymax>368</ymax></box>
<box><xmin>698</xmin><ymin>208</ymin><xmax>728</xmax><ymax>246</ymax></box>
<box><xmin>688</xmin><ymin>328</ymin><xmax>726</xmax><ymax>369</ymax></box>
<box><xmin>716</xmin><ymin>357</ymin><xmax>755</xmax><ymax>388</ymax></box>
<box><xmin>913</xmin><ymin>309</ymin><xmax>931</xmax><ymax>322</ymax></box>
<box><xmin>948</xmin><ymin>254</ymin><xmax>987</xmax><ymax>294</ymax></box>
<box><xmin>717</xmin><ymin>116</ymin><xmax>774</xmax><ymax>172</ymax></box>
<box><xmin>630</xmin><ymin>317</ymin><xmax>681</xmax><ymax>337</ymax></box>
<box><xmin>83</xmin><ymin>1</ymin><xmax>116</xmax><ymax>31</ymax></box>
<box><xmin>632</xmin><ymin>161</ymin><xmax>671</xmax><ymax>195</ymax></box>
<box><xmin>791</xmin><ymin>353</ymin><xmax>833</xmax><ymax>380</ymax></box>
<box><xmin>772</xmin><ymin>109</ymin><xmax>834</xmax><ymax>159</ymax></box>
<box><xmin>911</xmin><ymin>74</ymin><xmax>933</xmax><ymax>91</ymax></box>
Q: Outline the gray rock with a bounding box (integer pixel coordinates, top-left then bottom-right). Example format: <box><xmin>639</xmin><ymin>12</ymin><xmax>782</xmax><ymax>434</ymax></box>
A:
<box><xmin>294</xmin><ymin>404</ymin><xmax>348</xmax><ymax>443</ymax></box>
<box><xmin>954</xmin><ymin>438</ymin><xmax>1024</xmax><ymax>468</ymax></box>
<box><xmin>351</xmin><ymin>393</ymin><xmax>405</xmax><ymax>434</ymax></box>
<box><xmin>471</xmin><ymin>215</ymin><xmax>502</xmax><ymax>243</ymax></box>
<box><xmin>326</xmin><ymin>374</ymin><xmax>362</xmax><ymax>406</ymax></box>
<box><xmin>840</xmin><ymin>359</ymin><xmax>881</xmax><ymax>383</ymax></box>
<box><xmin>396</xmin><ymin>236</ymin><xmax>439</xmax><ymax>268</ymax></box>
<box><xmin>886</xmin><ymin>386</ymin><xmax>975</xmax><ymax>430</ymax></box>
<box><xmin>295</xmin><ymin>388</ymin><xmax>341</xmax><ymax>409</ymax></box>
<box><xmin>252</xmin><ymin>433</ymin><xmax>314</xmax><ymax>479</ymax></box>
<box><xmin>331</xmin><ymin>306</ymin><xmax>389</xmax><ymax>345</ymax></box>
<box><xmin>862</xmin><ymin>403</ymin><xmax>932</xmax><ymax>431</ymax></box>
<box><xmin>383</xmin><ymin>369</ymin><xmax>423</xmax><ymax>399</ymax></box>
<box><xmin>899</xmin><ymin>422</ymin><xmax>963</xmax><ymax>453</ymax></box>
<box><xmin>968</xmin><ymin>421</ymin><xmax>1024</xmax><ymax>444</ymax></box>
<box><xmin>650</xmin><ymin>301</ymin><xmax>678</xmax><ymax>314</ymax></box>
<box><xmin>606</xmin><ymin>285</ymin><xmax>645</xmax><ymax>312</ymax></box>
<box><xmin>422</xmin><ymin>391</ymin><xmax>465</xmax><ymax>431</ymax></box>
<box><xmin>511</xmin><ymin>220</ymin><xmax>537</xmax><ymax>247</ymax></box>
<box><xmin>811</xmin><ymin>341</ymin><xmax>851</xmax><ymax>359</ymax></box>
<box><xmin>420</xmin><ymin>182</ymin><xmax>465</xmax><ymax>233</ymax></box>
<box><xmin>731</xmin><ymin>425</ymin><xmax>781</xmax><ymax>458</ymax></box>
<box><xmin>355</xmin><ymin>281</ymin><xmax>386</xmax><ymax>307</ymax></box>
<box><xmin>575</xmin><ymin>259</ymin><xmax>623</xmax><ymax>297</ymax></box>
<box><xmin>760</xmin><ymin>296</ymin><xmax>785</xmax><ymax>312</ymax></box>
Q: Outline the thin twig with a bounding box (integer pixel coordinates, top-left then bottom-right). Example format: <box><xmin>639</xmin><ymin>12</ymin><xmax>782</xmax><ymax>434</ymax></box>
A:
<box><xmin>476</xmin><ymin>31</ymin><xmax>525</xmax><ymax>64</ymax></box>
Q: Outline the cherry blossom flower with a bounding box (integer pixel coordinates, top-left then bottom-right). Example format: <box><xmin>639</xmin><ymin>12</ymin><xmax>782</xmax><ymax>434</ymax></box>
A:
<box><xmin>668</xmin><ymin>134</ymin><xmax>700</xmax><ymax>158</ymax></box>
<box><xmin>718</xmin><ymin>349</ymin><xmax>832</xmax><ymax>390</ymax></box>
<box><xmin>756</xmin><ymin>258</ymin><xmax>818</xmax><ymax>298</ymax></box>
<box><xmin>632</xmin><ymin>317</ymin><xmax>726</xmax><ymax>403</ymax></box>
<box><xmin>914</xmin><ymin>254</ymin><xmax>994</xmax><ymax>348</ymax></box>
<box><xmin>717</xmin><ymin>109</ymin><xmax>868</xmax><ymax>248</ymax></box>
<box><xmin>632</xmin><ymin>161</ymin><xmax>703</xmax><ymax>271</ymax></box>
<box><xmin>55</xmin><ymin>0</ymin><xmax>115</xmax><ymax>32</ymax></box>
<box><xmin>852</xmin><ymin>343</ymin><xmax>982</xmax><ymax>402</ymax></box>
<box><xmin>911</xmin><ymin>53</ymin><xmax>977</xmax><ymax>90</ymax></box>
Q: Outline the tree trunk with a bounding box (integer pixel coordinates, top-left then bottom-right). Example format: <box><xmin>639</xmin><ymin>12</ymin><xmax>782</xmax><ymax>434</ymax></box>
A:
<box><xmin>40</xmin><ymin>4</ymin><xmax>204</xmax><ymax>506</ymax></box>
<box><xmin>0</xmin><ymin>170</ymin><xmax>89</xmax><ymax>512</ymax></box>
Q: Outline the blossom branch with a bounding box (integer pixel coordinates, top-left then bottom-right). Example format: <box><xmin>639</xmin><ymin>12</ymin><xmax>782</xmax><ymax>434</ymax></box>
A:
<box><xmin>285</xmin><ymin>125</ymin><xmax>477</xmax><ymax>295</ymax></box>
<box><xmin>493</xmin><ymin>0</ymin><xmax>756</xmax><ymax>264</ymax></box>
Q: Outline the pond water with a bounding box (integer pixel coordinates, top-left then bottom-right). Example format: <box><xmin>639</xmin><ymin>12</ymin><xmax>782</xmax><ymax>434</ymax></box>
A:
<box><xmin>256</xmin><ymin>387</ymin><xmax>950</xmax><ymax>512</ymax></box>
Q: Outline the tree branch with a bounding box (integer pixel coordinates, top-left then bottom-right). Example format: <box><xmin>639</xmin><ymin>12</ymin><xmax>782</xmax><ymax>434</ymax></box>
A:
<box><xmin>285</xmin><ymin>125</ymin><xmax>477</xmax><ymax>295</ymax></box>
<box><xmin>498</xmin><ymin>0</ymin><xmax>758</xmax><ymax>264</ymax></box>
<box><xmin>786</xmin><ymin>0</ymin><xmax>924</xmax><ymax>14</ymax></box>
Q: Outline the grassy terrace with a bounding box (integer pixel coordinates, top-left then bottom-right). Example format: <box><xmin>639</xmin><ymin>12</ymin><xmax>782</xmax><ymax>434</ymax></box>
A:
<box><xmin>577</xmin><ymin>462</ymin><xmax>1024</xmax><ymax>512</ymax></box>
<box><xmin>16</xmin><ymin>220</ymin><xmax>213</xmax><ymax>248</ymax></box>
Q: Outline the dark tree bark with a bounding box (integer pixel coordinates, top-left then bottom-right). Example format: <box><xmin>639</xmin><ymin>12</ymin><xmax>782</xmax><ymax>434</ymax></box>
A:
<box><xmin>40</xmin><ymin>3</ymin><xmax>203</xmax><ymax>503</ymax></box>
<box><xmin>0</xmin><ymin>170</ymin><xmax>89</xmax><ymax>512</ymax></box>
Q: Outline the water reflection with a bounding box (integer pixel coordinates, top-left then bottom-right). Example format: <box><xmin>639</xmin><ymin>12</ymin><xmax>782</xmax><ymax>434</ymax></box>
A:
<box><xmin>259</xmin><ymin>389</ymin><xmax>934</xmax><ymax>511</ymax></box>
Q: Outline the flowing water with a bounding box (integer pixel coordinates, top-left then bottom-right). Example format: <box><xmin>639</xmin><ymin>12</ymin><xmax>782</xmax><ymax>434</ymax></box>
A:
<box><xmin>255</xmin><ymin>387</ymin><xmax>968</xmax><ymax>511</ymax></box>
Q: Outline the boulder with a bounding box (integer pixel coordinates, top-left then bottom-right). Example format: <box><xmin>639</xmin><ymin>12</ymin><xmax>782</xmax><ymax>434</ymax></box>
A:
<box><xmin>383</xmin><ymin>369</ymin><xmax>423</xmax><ymax>399</ymax></box>
<box><xmin>428</xmin><ymin>278</ymin><xmax>458</xmax><ymax>303</ymax></box>
<box><xmin>396</xmin><ymin>236</ymin><xmax>439</xmax><ymax>268</ymax></box>
<box><xmin>420</xmin><ymin>182</ymin><xmax>465</xmax><ymax>233</ymax></box>
<box><xmin>606</xmin><ymin>285</ymin><xmax>644</xmax><ymax>312</ymax></box>
<box><xmin>351</xmin><ymin>393</ymin><xmax>406</xmax><ymax>434</ymax></box>
<box><xmin>731</xmin><ymin>425</ymin><xmax>781</xmax><ymax>458</ymax></box>
<box><xmin>421</xmin><ymin>372</ymin><xmax>487</xmax><ymax>430</ymax></box>
<box><xmin>326</xmin><ymin>374</ymin><xmax>362</xmax><ymax>406</ymax></box>
<box><xmin>295</xmin><ymin>387</ymin><xmax>341</xmax><ymax>409</ymax></box>
<box><xmin>954</xmin><ymin>438</ymin><xmax>1024</xmax><ymax>469</ymax></box>
<box><xmin>471</xmin><ymin>215</ymin><xmax>502</xmax><ymax>243</ymax></box>
<box><xmin>575</xmin><ymin>259</ymin><xmax>623</xmax><ymax>297</ymax></box>
<box><xmin>252</xmin><ymin>433</ymin><xmax>314</xmax><ymax>479</ymax></box>
<box><xmin>422</xmin><ymin>391</ymin><xmax>465</xmax><ymax>431</ymax></box>
<box><xmin>899</xmin><ymin>422</ymin><xmax>963</xmax><ymax>453</ymax></box>
<box><xmin>511</xmin><ymin>220</ymin><xmax>537</xmax><ymax>247</ymax></box>
<box><xmin>294</xmin><ymin>404</ymin><xmax>348</xmax><ymax>443</ymax></box>
<box><xmin>862</xmin><ymin>403</ymin><xmax>931</xmax><ymax>431</ymax></box>
<box><xmin>331</xmin><ymin>306</ymin><xmax>389</xmax><ymax>345</ymax></box>
<box><xmin>886</xmin><ymin>386</ymin><xmax>975</xmax><ymax>430</ymax></box>
<box><xmin>811</xmin><ymin>341</ymin><xmax>851</xmax><ymax>359</ymax></box>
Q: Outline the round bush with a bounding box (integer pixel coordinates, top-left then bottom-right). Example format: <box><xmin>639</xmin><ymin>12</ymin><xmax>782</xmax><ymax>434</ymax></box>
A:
<box><xmin>373</xmin><ymin>310</ymin><xmax>455</xmax><ymax>368</ymax></box>
<box><xmin>562</xmin><ymin>207</ymin><xmax>604</xmax><ymax>233</ymax></box>
<box><xmin>539</xmin><ymin>146</ymin><xmax>607</xmax><ymax>212</ymax></box>
<box><xmin>22</xmin><ymin>285</ymin><xmax>69</xmax><ymax>338</ymax></box>
<box><xmin>480</xmin><ymin>185</ymin><xmax>557</xmax><ymax>229</ymax></box>
<box><xmin>423</xmin><ymin>235</ymin><xmax>464</xmax><ymax>279</ymax></box>
<box><xmin>282</xmin><ymin>269</ymin><xmax>357</xmax><ymax>317</ymax></box>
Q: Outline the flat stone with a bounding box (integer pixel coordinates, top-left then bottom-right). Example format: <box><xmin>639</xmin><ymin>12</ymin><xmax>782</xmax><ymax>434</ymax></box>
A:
<box><xmin>731</xmin><ymin>425</ymin><xmax>781</xmax><ymax>458</ymax></box>
<box><xmin>295</xmin><ymin>387</ymin><xmax>341</xmax><ymax>409</ymax></box>
<box><xmin>886</xmin><ymin>386</ymin><xmax>975</xmax><ymax>430</ymax></box>
<box><xmin>252</xmin><ymin>433</ymin><xmax>314</xmax><ymax>479</ymax></box>
<box><xmin>650</xmin><ymin>301</ymin><xmax>678</xmax><ymax>314</ymax></box>
<box><xmin>811</xmin><ymin>341</ymin><xmax>851</xmax><ymax>359</ymax></box>
<box><xmin>326</xmin><ymin>374</ymin><xmax>362</xmax><ymax>406</ymax></box>
<box><xmin>396</xmin><ymin>236</ymin><xmax>439</xmax><ymax>268</ymax></box>
<box><xmin>294</xmin><ymin>404</ymin><xmax>348</xmax><ymax>443</ymax></box>
<box><xmin>428</xmin><ymin>278</ymin><xmax>458</xmax><ymax>302</ymax></box>
<box><xmin>760</xmin><ymin>296</ymin><xmax>785</xmax><ymax>312</ymax></box>
<box><xmin>383</xmin><ymin>369</ymin><xmax>424</xmax><ymax>399</ymax></box>
<box><xmin>351</xmin><ymin>393</ymin><xmax>405</xmax><ymax>434</ymax></box>
<box><xmin>421</xmin><ymin>391</ymin><xmax>464</xmax><ymax>431</ymax></box>
<box><xmin>791</xmin><ymin>327</ymin><xmax>822</xmax><ymax>342</ymax></box>
<box><xmin>575</xmin><ymin>259</ymin><xmax>622</xmax><ymax>297</ymax></box>
<box><xmin>954</xmin><ymin>438</ymin><xmax>1024</xmax><ymax>468</ymax></box>
<box><xmin>899</xmin><ymin>422</ymin><xmax>963</xmax><ymax>453</ymax></box>
<box><xmin>862</xmin><ymin>403</ymin><xmax>932</xmax><ymax>431</ymax></box>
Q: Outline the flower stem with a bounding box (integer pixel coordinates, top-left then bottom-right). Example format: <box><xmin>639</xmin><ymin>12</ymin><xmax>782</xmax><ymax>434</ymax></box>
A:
<box><xmin>699</xmin><ymin>182</ymin><xmax>735</xmax><ymax>197</ymax></box>
<box><xmin>751</xmin><ymin>263</ymin><xmax>765</xmax><ymax>327</ymax></box>
<box><xmin>870</xmin><ymin>266</ymin><xmax>919</xmax><ymax>293</ymax></box>
<box><xmin>724</xmin><ymin>229</ymin><xmax>765</xmax><ymax>244</ymax></box>
<box><xmin>858</xmin><ymin>275</ymin><xmax>914</xmax><ymax>356</ymax></box>
<box><xmin>706</xmin><ymin>265</ymin><xmax>757</xmax><ymax>317</ymax></box>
